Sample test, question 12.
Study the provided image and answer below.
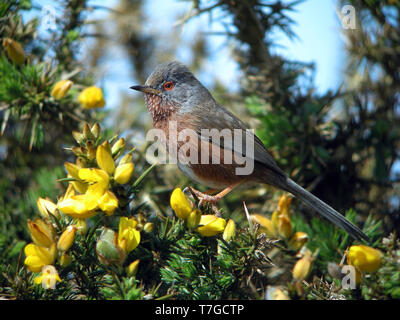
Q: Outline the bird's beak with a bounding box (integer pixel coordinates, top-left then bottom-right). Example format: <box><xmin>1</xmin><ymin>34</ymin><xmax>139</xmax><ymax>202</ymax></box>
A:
<box><xmin>130</xmin><ymin>85</ymin><xmax>161</xmax><ymax>95</ymax></box>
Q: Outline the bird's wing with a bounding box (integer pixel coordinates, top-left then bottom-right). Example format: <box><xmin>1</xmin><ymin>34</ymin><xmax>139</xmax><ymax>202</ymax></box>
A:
<box><xmin>189</xmin><ymin>104</ymin><xmax>286</xmax><ymax>177</ymax></box>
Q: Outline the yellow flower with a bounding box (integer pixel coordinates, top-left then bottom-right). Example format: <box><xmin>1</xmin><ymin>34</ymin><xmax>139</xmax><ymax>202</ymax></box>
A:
<box><xmin>64</xmin><ymin>162</ymin><xmax>88</xmax><ymax>193</ymax></box>
<box><xmin>250</xmin><ymin>214</ymin><xmax>277</xmax><ymax>237</ymax></box>
<box><xmin>27</xmin><ymin>219</ymin><xmax>55</xmax><ymax>248</ymax></box>
<box><xmin>37</xmin><ymin>197</ymin><xmax>59</xmax><ymax>219</ymax></box>
<box><xmin>98</xmin><ymin>190</ymin><xmax>119</xmax><ymax>215</ymax></box>
<box><xmin>347</xmin><ymin>244</ymin><xmax>383</xmax><ymax>273</ymax></box>
<box><xmin>126</xmin><ymin>259</ymin><xmax>140</xmax><ymax>276</ymax></box>
<box><xmin>111</xmin><ymin>138</ymin><xmax>126</xmax><ymax>155</ymax></box>
<box><xmin>278</xmin><ymin>214</ymin><xmax>292</xmax><ymax>239</ymax></box>
<box><xmin>51</xmin><ymin>80</ymin><xmax>73</xmax><ymax>99</ymax></box>
<box><xmin>118</xmin><ymin>217</ymin><xmax>141</xmax><ymax>254</ymax></box>
<box><xmin>78</xmin><ymin>86</ymin><xmax>105</xmax><ymax>109</ymax></box>
<box><xmin>57</xmin><ymin>225</ymin><xmax>77</xmax><ymax>251</ymax></box>
<box><xmin>143</xmin><ymin>222</ymin><xmax>154</xmax><ymax>233</ymax></box>
<box><xmin>223</xmin><ymin>219</ymin><xmax>236</xmax><ymax>242</ymax></box>
<box><xmin>58</xmin><ymin>193</ymin><xmax>97</xmax><ymax>219</ymax></box>
<box><xmin>24</xmin><ymin>243</ymin><xmax>57</xmax><ymax>273</ymax></box>
<box><xmin>186</xmin><ymin>209</ymin><xmax>201</xmax><ymax>229</ymax></box>
<box><xmin>96</xmin><ymin>144</ymin><xmax>115</xmax><ymax>175</ymax></box>
<box><xmin>2</xmin><ymin>38</ymin><xmax>25</xmax><ymax>64</ymax></box>
<box><xmin>33</xmin><ymin>265</ymin><xmax>61</xmax><ymax>289</ymax></box>
<box><xmin>278</xmin><ymin>194</ymin><xmax>292</xmax><ymax>217</ymax></box>
<box><xmin>292</xmin><ymin>250</ymin><xmax>313</xmax><ymax>281</ymax></box>
<box><xmin>288</xmin><ymin>232</ymin><xmax>309</xmax><ymax>251</ymax></box>
<box><xmin>114</xmin><ymin>163</ymin><xmax>134</xmax><ymax>184</ymax></box>
<box><xmin>170</xmin><ymin>188</ymin><xmax>192</xmax><ymax>220</ymax></box>
<box><xmin>196</xmin><ymin>215</ymin><xmax>226</xmax><ymax>237</ymax></box>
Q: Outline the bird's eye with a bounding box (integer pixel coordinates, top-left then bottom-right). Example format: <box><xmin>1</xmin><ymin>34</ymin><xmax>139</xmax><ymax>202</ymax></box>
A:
<box><xmin>163</xmin><ymin>81</ymin><xmax>174</xmax><ymax>91</ymax></box>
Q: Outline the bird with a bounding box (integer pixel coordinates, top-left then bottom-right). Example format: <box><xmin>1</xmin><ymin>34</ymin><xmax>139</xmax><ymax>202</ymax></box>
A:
<box><xmin>130</xmin><ymin>61</ymin><xmax>369</xmax><ymax>242</ymax></box>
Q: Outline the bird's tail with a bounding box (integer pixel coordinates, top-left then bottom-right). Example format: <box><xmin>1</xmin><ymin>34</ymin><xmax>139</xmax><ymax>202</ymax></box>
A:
<box><xmin>275</xmin><ymin>177</ymin><xmax>369</xmax><ymax>242</ymax></box>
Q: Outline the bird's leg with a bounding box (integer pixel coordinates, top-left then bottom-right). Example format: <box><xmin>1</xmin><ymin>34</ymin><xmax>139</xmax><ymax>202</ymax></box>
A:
<box><xmin>183</xmin><ymin>183</ymin><xmax>239</xmax><ymax>216</ymax></box>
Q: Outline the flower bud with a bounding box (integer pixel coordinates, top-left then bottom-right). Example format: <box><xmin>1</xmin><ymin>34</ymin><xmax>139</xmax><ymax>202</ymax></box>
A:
<box><xmin>78</xmin><ymin>86</ymin><xmax>105</xmax><ymax>109</ymax></box>
<box><xmin>288</xmin><ymin>232</ymin><xmax>309</xmax><ymax>251</ymax></box>
<box><xmin>250</xmin><ymin>214</ymin><xmax>276</xmax><ymax>237</ymax></box>
<box><xmin>51</xmin><ymin>80</ymin><xmax>73</xmax><ymax>99</ymax></box>
<box><xmin>91</xmin><ymin>122</ymin><xmax>100</xmax><ymax>138</ymax></box>
<box><xmin>126</xmin><ymin>259</ymin><xmax>140</xmax><ymax>277</ymax></box>
<box><xmin>196</xmin><ymin>215</ymin><xmax>226</xmax><ymax>237</ymax></box>
<box><xmin>170</xmin><ymin>188</ymin><xmax>192</xmax><ymax>220</ymax></box>
<box><xmin>119</xmin><ymin>153</ymin><xmax>133</xmax><ymax>165</ymax></box>
<box><xmin>72</xmin><ymin>131</ymin><xmax>85</xmax><ymax>144</ymax></box>
<box><xmin>96</xmin><ymin>228</ymin><xmax>125</xmax><ymax>266</ymax></box>
<box><xmin>37</xmin><ymin>197</ymin><xmax>60</xmax><ymax>219</ymax></box>
<box><xmin>28</xmin><ymin>219</ymin><xmax>55</xmax><ymax>248</ymax></box>
<box><xmin>3</xmin><ymin>38</ymin><xmax>25</xmax><ymax>64</ymax></box>
<box><xmin>57</xmin><ymin>225</ymin><xmax>77</xmax><ymax>251</ymax></box>
<box><xmin>278</xmin><ymin>215</ymin><xmax>292</xmax><ymax>239</ymax></box>
<box><xmin>223</xmin><ymin>219</ymin><xmax>236</xmax><ymax>242</ymax></box>
<box><xmin>74</xmin><ymin>219</ymin><xmax>88</xmax><ymax>236</ymax></box>
<box><xmin>111</xmin><ymin>138</ymin><xmax>126</xmax><ymax>156</ymax></box>
<box><xmin>143</xmin><ymin>222</ymin><xmax>154</xmax><ymax>233</ymax></box>
<box><xmin>347</xmin><ymin>244</ymin><xmax>383</xmax><ymax>273</ymax></box>
<box><xmin>186</xmin><ymin>209</ymin><xmax>201</xmax><ymax>229</ymax></box>
<box><xmin>292</xmin><ymin>251</ymin><xmax>313</xmax><ymax>281</ymax></box>
<box><xmin>278</xmin><ymin>194</ymin><xmax>292</xmax><ymax>217</ymax></box>
<box><xmin>114</xmin><ymin>163</ymin><xmax>134</xmax><ymax>184</ymax></box>
<box><xmin>96</xmin><ymin>144</ymin><xmax>115</xmax><ymax>175</ymax></box>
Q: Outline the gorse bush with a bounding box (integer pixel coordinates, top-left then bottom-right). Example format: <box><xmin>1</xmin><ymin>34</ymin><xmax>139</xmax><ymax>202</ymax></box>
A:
<box><xmin>0</xmin><ymin>0</ymin><xmax>399</xmax><ymax>300</ymax></box>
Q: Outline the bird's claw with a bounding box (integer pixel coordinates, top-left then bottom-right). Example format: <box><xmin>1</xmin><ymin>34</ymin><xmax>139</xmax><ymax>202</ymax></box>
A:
<box><xmin>183</xmin><ymin>186</ymin><xmax>222</xmax><ymax>216</ymax></box>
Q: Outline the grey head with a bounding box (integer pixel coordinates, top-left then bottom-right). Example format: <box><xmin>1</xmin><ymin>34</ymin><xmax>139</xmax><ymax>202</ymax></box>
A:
<box><xmin>130</xmin><ymin>61</ymin><xmax>214</xmax><ymax>117</ymax></box>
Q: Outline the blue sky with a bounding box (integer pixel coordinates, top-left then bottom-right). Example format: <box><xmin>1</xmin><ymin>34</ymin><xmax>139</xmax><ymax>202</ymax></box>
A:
<box><xmin>28</xmin><ymin>0</ymin><xmax>346</xmax><ymax>107</ymax></box>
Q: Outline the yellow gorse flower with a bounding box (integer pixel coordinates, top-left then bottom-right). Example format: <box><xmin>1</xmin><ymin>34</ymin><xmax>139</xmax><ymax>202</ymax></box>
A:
<box><xmin>3</xmin><ymin>38</ymin><xmax>25</xmax><ymax>64</ymax></box>
<box><xmin>33</xmin><ymin>265</ymin><xmax>61</xmax><ymax>289</ymax></box>
<box><xmin>126</xmin><ymin>259</ymin><xmax>140</xmax><ymax>276</ymax></box>
<box><xmin>223</xmin><ymin>219</ymin><xmax>236</xmax><ymax>242</ymax></box>
<box><xmin>118</xmin><ymin>217</ymin><xmax>141</xmax><ymax>254</ymax></box>
<box><xmin>57</xmin><ymin>225</ymin><xmax>77</xmax><ymax>252</ymax></box>
<box><xmin>59</xmin><ymin>140</ymin><xmax>135</xmax><ymax>218</ymax></box>
<box><xmin>250</xmin><ymin>214</ymin><xmax>277</xmax><ymax>237</ymax></box>
<box><xmin>288</xmin><ymin>232</ymin><xmax>309</xmax><ymax>251</ymax></box>
<box><xmin>78</xmin><ymin>86</ymin><xmax>105</xmax><ymax>109</ymax></box>
<box><xmin>51</xmin><ymin>80</ymin><xmax>73</xmax><ymax>99</ymax></box>
<box><xmin>347</xmin><ymin>244</ymin><xmax>383</xmax><ymax>273</ymax></box>
<box><xmin>278</xmin><ymin>194</ymin><xmax>292</xmax><ymax>217</ymax></box>
<box><xmin>24</xmin><ymin>243</ymin><xmax>57</xmax><ymax>273</ymax></box>
<box><xmin>27</xmin><ymin>218</ymin><xmax>55</xmax><ymax>248</ymax></box>
<box><xmin>278</xmin><ymin>215</ymin><xmax>292</xmax><ymax>239</ymax></box>
<box><xmin>114</xmin><ymin>163</ymin><xmax>134</xmax><ymax>184</ymax></box>
<box><xmin>292</xmin><ymin>250</ymin><xmax>313</xmax><ymax>281</ymax></box>
<box><xmin>170</xmin><ymin>188</ymin><xmax>193</xmax><ymax>220</ymax></box>
<box><xmin>196</xmin><ymin>215</ymin><xmax>226</xmax><ymax>237</ymax></box>
<box><xmin>36</xmin><ymin>197</ymin><xmax>59</xmax><ymax>220</ymax></box>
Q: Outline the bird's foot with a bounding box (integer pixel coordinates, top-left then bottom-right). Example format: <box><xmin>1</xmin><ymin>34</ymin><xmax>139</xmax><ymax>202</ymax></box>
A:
<box><xmin>183</xmin><ymin>186</ymin><xmax>222</xmax><ymax>216</ymax></box>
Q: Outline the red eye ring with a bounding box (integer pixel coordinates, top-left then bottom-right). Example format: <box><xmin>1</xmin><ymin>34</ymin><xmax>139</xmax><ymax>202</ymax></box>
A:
<box><xmin>163</xmin><ymin>81</ymin><xmax>174</xmax><ymax>91</ymax></box>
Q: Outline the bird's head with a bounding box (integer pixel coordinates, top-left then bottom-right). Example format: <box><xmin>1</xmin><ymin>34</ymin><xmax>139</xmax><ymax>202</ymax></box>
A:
<box><xmin>130</xmin><ymin>61</ymin><xmax>212</xmax><ymax>122</ymax></box>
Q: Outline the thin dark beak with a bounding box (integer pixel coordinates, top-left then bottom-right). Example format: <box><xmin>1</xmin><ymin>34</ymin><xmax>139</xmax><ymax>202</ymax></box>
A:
<box><xmin>130</xmin><ymin>85</ymin><xmax>161</xmax><ymax>95</ymax></box>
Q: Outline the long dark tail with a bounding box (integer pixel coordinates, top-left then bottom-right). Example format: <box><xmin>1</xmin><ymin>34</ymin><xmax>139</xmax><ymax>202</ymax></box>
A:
<box><xmin>275</xmin><ymin>177</ymin><xmax>369</xmax><ymax>242</ymax></box>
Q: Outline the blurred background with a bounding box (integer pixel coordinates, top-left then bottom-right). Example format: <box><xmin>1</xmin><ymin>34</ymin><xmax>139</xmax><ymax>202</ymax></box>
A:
<box><xmin>0</xmin><ymin>0</ymin><xmax>399</xmax><ymax>297</ymax></box>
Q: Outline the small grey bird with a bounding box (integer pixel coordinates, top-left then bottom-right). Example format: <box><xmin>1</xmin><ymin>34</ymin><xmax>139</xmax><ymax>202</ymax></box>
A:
<box><xmin>131</xmin><ymin>61</ymin><xmax>369</xmax><ymax>242</ymax></box>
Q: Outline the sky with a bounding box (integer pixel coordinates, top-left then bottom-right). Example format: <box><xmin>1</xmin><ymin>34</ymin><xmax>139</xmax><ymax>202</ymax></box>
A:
<box><xmin>28</xmin><ymin>0</ymin><xmax>347</xmax><ymax>108</ymax></box>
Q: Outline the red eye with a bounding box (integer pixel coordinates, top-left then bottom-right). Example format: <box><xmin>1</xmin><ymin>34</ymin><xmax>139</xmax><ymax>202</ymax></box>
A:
<box><xmin>163</xmin><ymin>81</ymin><xmax>174</xmax><ymax>91</ymax></box>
